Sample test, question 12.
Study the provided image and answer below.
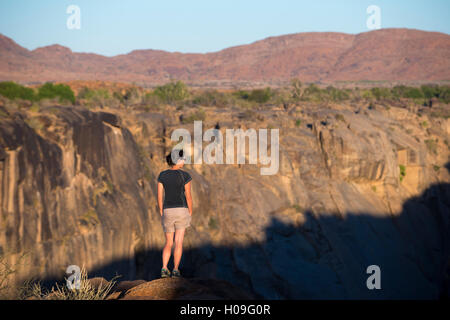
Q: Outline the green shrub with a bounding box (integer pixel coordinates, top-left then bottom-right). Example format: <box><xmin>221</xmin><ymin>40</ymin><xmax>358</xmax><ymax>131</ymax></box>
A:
<box><xmin>420</xmin><ymin>85</ymin><xmax>439</xmax><ymax>99</ymax></box>
<box><xmin>295</xmin><ymin>119</ymin><xmax>302</xmax><ymax>127</ymax></box>
<box><xmin>290</xmin><ymin>78</ymin><xmax>303</xmax><ymax>101</ymax></box>
<box><xmin>399</xmin><ymin>164</ymin><xmax>406</xmax><ymax>182</ymax></box>
<box><xmin>437</xmin><ymin>86</ymin><xmax>450</xmax><ymax>103</ymax></box>
<box><xmin>0</xmin><ymin>81</ymin><xmax>36</xmax><ymax>101</ymax></box>
<box><xmin>325</xmin><ymin>86</ymin><xmax>350</xmax><ymax>102</ymax></box>
<box><xmin>153</xmin><ymin>80</ymin><xmax>189</xmax><ymax>104</ymax></box>
<box><xmin>302</xmin><ymin>83</ymin><xmax>323</xmax><ymax>102</ymax></box>
<box><xmin>370</xmin><ymin>87</ymin><xmax>391</xmax><ymax>100</ymax></box>
<box><xmin>304</xmin><ymin>83</ymin><xmax>321</xmax><ymax>94</ymax></box>
<box><xmin>78</xmin><ymin>87</ymin><xmax>111</xmax><ymax>107</ymax></box>
<box><xmin>361</xmin><ymin>89</ymin><xmax>374</xmax><ymax>100</ymax></box>
<box><xmin>38</xmin><ymin>82</ymin><xmax>75</xmax><ymax>104</ymax></box>
<box><xmin>392</xmin><ymin>85</ymin><xmax>424</xmax><ymax>100</ymax></box>
<box><xmin>233</xmin><ymin>90</ymin><xmax>251</xmax><ymax>100</ymax></box>
<box><xmin>141</xmin><ymin>92</ymin><xmax>163</xmax><ymax>108</ymax></box>
<box><xmin>391</xmin><ymin>85</ymin><xmax>408</xmax><ymax>98</ymax></box>
<box><xmin>191</xmin><ymin>89</ymin><xmax>228</xmax><ymax>107</ymax></box>
<box><xmin>234</xmin><ymin>88</ymin><xmax>270</xmax><ymax>102</ymax></box>
<box><xmin>300</xmin><ymin>84</ymin><xmax>352</xmax><ymax>102</ymax></box>
<box><xmin>403</xmin><ymin>87</ymin><xmax>424</xmax><ymax>99</ymax></box>
<box><xmin>248</xmin><ymin>87</ymin><xmax>273</xmax><ymax>103</ymax></box>
<box><xmin>78</xmin><ymin>87</ymin><xmax>109</xmax><ymax>100</ymax></box>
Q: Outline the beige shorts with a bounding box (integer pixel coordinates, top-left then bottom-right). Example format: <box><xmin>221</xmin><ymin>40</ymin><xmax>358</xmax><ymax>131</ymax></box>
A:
<box><xmin>161</xmin><ymin>207</ymin><xmax>191</xmax><ymax>233</ymax></box>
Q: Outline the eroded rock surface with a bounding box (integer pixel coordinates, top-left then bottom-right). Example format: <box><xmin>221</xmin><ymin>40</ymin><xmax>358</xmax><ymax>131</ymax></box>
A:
<box><xmin>0</xmin><ymin>102</ymin><xmax>449</xmax><ymax>299</ymax></box>
<box><xmin>120</xmin><ymin>278</ymin><xmax>254</xmax><ymax>300</ymax></box>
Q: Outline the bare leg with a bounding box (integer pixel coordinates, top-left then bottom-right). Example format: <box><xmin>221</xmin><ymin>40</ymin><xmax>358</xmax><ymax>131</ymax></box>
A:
<box><xmin>162</xmin><ymin>232</ymin><xmax>174</xmax><ymax>269</ymax></box>
<box><xmin>173</xmin><ymin>228</ymin><xmax>185</xmax><ymax>271</ymax></box>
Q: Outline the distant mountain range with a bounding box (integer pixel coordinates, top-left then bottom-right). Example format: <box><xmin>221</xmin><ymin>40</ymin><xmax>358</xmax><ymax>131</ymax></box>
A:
<box><xmin>0</xmin><ymin>28</ymin><xmax>449</xmax><ymax>87</ymax></box>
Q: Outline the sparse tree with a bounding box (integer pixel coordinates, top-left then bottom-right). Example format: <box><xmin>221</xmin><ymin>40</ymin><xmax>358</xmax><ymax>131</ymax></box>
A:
<box><xmin>290</xmin><ymin>78</ymin><xmax>303</xmax><ymax>101</ymax></box>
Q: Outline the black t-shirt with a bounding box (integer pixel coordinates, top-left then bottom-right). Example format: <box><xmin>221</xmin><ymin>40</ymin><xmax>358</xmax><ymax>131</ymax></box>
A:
<box><xmin>157</xmin><ymin>169</ymin><xmax>192</xmax><ymax>209</ymax></box>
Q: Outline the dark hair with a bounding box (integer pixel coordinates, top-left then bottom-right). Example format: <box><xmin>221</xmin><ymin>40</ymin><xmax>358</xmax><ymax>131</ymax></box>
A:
<box><xmin>166</xmin><ymin>149</ymin><xmax>184</xmax><ymax>166</ymax></box>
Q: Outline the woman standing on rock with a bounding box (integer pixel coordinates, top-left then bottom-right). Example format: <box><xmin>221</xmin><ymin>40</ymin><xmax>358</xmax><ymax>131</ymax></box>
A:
<box><xmin>157</xmin><ymin>149</ymin><xmax>193</xmax><ymax>278</ymax></box>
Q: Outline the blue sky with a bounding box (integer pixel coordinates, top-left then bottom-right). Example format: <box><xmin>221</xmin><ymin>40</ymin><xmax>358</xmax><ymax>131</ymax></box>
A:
<box><xmin>0</xmin><ymin>0</ymin><xmax>448</xmax><ymax>56</ymax></box>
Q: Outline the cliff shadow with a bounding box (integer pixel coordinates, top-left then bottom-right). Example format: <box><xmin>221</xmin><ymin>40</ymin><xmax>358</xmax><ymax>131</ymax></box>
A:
<box><xmin>31</xmin><ymin>163</ymin><xmax>450</xmax><ymax>300</ymax></box>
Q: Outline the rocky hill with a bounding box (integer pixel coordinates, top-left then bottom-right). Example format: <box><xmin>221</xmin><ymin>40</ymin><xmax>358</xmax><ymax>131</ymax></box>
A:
<box><xmin>1</xmin><ymin>28</ymin><xmax>449</xmax><ymax>87</ymax></box>
<box><xmin>0</xmin><ymin>96</ymin><xmax>449</xmax><ymax>299</ymax></box>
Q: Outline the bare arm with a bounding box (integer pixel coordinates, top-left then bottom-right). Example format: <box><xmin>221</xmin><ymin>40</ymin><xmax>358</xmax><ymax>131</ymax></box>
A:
<box><xmin>184</xmin><ymin>181</ymin><xmax>193</xmax><ymax>216</ymax></box>
<box><xmin>157</xmin><ymin>182</ymin><xmax>164</xmax><ymax>216</ymax></box>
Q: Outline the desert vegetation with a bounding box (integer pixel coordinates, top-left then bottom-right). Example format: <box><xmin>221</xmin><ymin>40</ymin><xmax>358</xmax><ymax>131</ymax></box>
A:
<box><xmin>0</xmin><ymin>255</ymin><xmax>117</xmax><ymax>300</ymax></box>
<box><xmin>18</xmin><ymin>267</ymin><xmax>117</xmax><ymax>300</ymax></box>
<box><xmin>1</xmin><ymin>80</ymin><xmax>449</xmax><ymax>122</ymax></box>
<box><xmin>0</xmin><ymin>81</ymin><xmax>75</xmax><ymax>104</ymax></box>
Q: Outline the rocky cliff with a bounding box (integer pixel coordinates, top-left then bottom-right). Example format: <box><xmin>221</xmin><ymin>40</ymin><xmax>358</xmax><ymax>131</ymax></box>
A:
<box><xmin>0</xmin><ymin>106</ymin><xmax>153</xmax><ymax>284</ymax></box>
<box><xmin>0</xmin><ymin>100</ymin><xmax>449</xmax><ymax>299</ymax></box>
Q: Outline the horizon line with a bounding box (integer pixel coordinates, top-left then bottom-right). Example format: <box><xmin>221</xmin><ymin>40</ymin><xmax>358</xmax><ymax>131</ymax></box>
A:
<box><xmin>1</xmin><ymin>27</ymin><xmax>449</xmax><ymax>58</ymax></box>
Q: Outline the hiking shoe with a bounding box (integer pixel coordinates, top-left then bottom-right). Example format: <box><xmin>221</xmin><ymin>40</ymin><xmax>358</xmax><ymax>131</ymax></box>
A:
<box><xmin>172</xmin><ymin>269</ymin><xmax>181</xmax><ymax>278</ymax></box>
<box><xmin>161</xmin><ymin>268</ymin><xmax>171</xmax><ymax>278</ymax></box>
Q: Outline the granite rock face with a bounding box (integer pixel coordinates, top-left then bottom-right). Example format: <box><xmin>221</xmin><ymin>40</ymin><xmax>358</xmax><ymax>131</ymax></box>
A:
<box><xmin>0</xmin><ymin>107</ymin><xmax>153</xmax><ymax>285</ymax></box>
<box><xmin>0</xmin><ymin>102</ymin><xmax>449</xmax><ymax>299</ymax></box>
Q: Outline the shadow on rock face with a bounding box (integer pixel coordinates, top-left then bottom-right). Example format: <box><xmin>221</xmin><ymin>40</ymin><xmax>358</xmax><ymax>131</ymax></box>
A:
<box><xmin>31</xmin><ymin>163</ymin><xmax>450</xmax><ymax>300</ymax></box>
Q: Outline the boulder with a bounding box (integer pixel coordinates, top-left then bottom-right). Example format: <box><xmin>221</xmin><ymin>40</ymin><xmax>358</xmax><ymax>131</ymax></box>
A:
<box><xmin>121</xmin><ymin>278</ymin><xmax>255</xmax><ymax>300</ymax></box>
